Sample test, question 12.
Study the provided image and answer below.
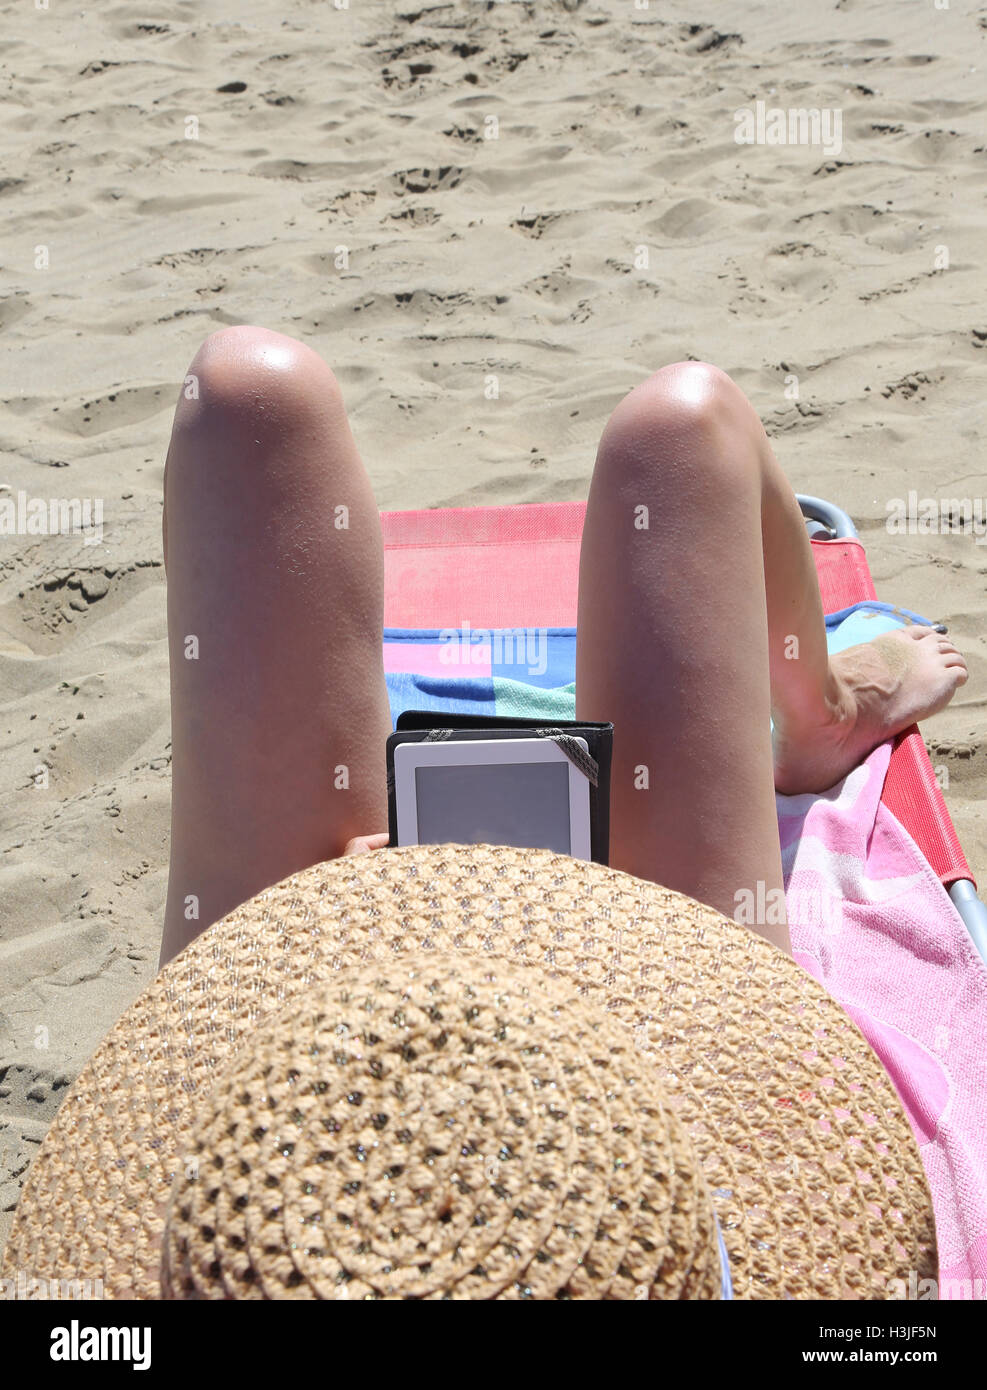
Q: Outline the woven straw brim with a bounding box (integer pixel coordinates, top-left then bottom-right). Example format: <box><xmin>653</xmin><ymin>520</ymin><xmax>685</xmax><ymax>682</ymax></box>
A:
<box><xmin>4</xmin><ymin>843</ymin><xmax>936</xmax><ymax>1299</ymax></box>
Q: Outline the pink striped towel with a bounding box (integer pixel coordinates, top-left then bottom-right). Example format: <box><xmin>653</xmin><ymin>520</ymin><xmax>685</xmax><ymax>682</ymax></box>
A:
<box><xmin>779</xmin><ymin>742</ymin><xmax>987</xmax><ymax>1298</ymax></box>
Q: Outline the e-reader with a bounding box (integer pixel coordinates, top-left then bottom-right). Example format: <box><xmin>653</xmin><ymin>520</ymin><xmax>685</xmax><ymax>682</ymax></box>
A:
<box><xmin>391</xmin><ymin>735</ymin><xmax>592</xmax><ymax>859</ymax></box>
<box><xmin>385</xmin><ymin>715</ymin><xmax>612</xmax><ymax>865</ymax></box>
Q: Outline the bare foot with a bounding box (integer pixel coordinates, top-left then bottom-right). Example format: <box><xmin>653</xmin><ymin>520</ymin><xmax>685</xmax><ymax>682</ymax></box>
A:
<box><xmin>773</xmin><ymin>625</ymin><xmax>968</xmax><ymax>795</ymax></box>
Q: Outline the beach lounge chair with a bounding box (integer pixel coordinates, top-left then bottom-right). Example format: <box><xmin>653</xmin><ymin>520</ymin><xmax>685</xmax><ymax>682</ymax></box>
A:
<box><xmin>380</xmin><ymin>495</ymin><xmax>987</xmax><ymax>961</ymax></box>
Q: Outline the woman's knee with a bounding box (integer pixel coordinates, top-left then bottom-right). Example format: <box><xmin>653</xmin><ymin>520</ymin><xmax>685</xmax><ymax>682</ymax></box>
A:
<box><xmin>613</xmin><ymin>360</ymin><xmax>741</xmax><ymax>426</ymax></box>
<box><xmin>175</xmin><ymin>325</ymin><xmax>344</xmax><ymax>434</ymax></box>
<box><xmin>596</xmin><ymin>361</ymin><xmax>759</xmax><ymax>492</ymax></box>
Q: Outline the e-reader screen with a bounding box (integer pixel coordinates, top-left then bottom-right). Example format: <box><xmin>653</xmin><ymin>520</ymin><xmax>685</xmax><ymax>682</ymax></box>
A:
<box><xmin>414</xmin><ymin>759</ymin><xmax>572</xmax><ymax>853</ymax></box>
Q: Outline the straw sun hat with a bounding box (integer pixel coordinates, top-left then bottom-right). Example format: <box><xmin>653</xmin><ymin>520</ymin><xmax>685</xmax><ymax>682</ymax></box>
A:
<box><xmin>4</xmin><ymin>843</ymin><xmax>935</xmax><ymax>1300</ymax></box>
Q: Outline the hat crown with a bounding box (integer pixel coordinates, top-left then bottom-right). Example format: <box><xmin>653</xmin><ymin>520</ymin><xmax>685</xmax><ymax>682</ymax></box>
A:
<box><xmin>162</xmin><ymin>952</ymin><xmax>724</xmax><ymax>1300</ymax></box>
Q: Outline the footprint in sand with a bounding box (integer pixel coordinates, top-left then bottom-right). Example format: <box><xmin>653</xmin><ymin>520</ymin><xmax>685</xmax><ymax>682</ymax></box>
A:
<box><xmin>52</xmin><ymin>384</ymin><xmax>173</xmax><ymax>438</ymax></box>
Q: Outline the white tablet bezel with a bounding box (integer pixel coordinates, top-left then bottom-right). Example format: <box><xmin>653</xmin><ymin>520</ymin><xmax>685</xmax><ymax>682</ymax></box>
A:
<box><xmin>393</xmin><ymin>736</ymin><xmax>593</xmax><ymax>861</ymax></box>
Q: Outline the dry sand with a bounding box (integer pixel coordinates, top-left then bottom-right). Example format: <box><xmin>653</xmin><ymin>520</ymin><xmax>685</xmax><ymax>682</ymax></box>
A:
<box><xmin>1</xmin><ymin>0</ymin><xmax>985</xmax><ymax>1257</ymax></box>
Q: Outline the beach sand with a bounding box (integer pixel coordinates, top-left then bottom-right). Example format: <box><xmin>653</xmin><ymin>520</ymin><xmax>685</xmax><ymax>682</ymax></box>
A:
<box><xmin>1</xmin><ymin>0</ymin><xmax>985</xmax><ymax>1257</ymax></box>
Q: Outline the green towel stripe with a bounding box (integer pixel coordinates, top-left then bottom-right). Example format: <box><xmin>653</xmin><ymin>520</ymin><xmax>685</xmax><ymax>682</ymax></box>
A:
<box><xmin>492</xmin><ymin>677</ymin><xmax>577</xmax><ymax>720</ymax></box>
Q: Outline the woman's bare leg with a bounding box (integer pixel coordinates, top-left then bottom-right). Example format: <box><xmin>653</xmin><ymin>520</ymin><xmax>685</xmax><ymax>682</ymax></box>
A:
<box><xmin>576</xmin><ymin>362</ymin><xmax>967</xmax><ymax>954</ymax></box>
<box><xmin>160</xmin><ymin>326</ymin><xmax>392</xmax><ymax>967</ymax></box>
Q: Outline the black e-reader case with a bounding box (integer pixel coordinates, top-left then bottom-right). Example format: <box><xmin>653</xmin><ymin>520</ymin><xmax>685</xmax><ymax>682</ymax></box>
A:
<box><xmin>386</xmin><ymin>711</ymin><xmax>613</xmax><ymax>866</ymax></box>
